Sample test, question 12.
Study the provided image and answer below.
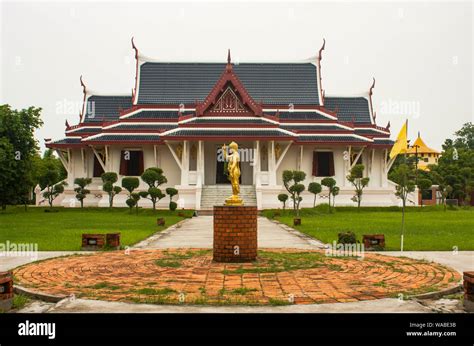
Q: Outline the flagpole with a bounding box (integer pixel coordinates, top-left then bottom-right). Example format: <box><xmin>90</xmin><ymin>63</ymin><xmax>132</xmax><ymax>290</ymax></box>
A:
<box><xmin>400</xmin><ymin>119</ymin><xmax>408</xmax><ymax>253</ymax></box>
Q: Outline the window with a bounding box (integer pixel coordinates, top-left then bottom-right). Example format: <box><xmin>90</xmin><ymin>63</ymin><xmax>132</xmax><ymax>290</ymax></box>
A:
<box><xmin>119</xmin><ymin>150</ymin><xmax>144</xmax><ymax>176</ymax></box>
<box><xmin>312</xmin><ymin>152</ymin><xmax>334</xmax><ymax>177</ymax></box>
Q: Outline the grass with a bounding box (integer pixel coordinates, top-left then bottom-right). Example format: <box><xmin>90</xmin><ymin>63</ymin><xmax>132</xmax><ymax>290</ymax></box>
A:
<box><xmin>0</xmin><ymin>206</ymin><xmax>193</xmax><ymax>251</ymax></box>
<box><xmin>262</xmin><ymin>205</ymin><xmax>474</xmax><ymax>251</ymax></box>
<box><xmin>12</xmin><ymin>294</ymin><xmax>30</xmax><ymax>310</ymax></box>
<box><xmin>221</xmin><ymin>251</ymin><xmax>329</xmax><ymax>274</ymax></box>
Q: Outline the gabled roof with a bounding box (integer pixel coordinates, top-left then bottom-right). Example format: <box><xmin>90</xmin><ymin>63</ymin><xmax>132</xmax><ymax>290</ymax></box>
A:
<box><xmin>324</xmin><ymin>96</ymin><xmax>372</xmax><ymax>124</ymax></box>
<box><xmin>82</xmin><ymin>95</ymin><xmax>132</xmax><ymax>123</ymax></box>
<box><xmin>137</xmin><ymin>62</ymin><xmax>320</xmax><ymax>106</ymax></box>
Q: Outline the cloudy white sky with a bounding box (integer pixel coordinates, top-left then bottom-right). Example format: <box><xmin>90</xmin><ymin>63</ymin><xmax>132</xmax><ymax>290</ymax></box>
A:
<box><xmin>1</xmin><ymin>1</ymin><xmax>473</xmax><ymax>151</ymax></box>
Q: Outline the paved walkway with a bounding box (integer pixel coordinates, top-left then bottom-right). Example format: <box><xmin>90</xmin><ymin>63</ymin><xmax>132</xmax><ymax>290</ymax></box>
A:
<box><xmin>133</xmin><ymin>216</ymin><xmax>325</xmax><ymax>249</ymax></box>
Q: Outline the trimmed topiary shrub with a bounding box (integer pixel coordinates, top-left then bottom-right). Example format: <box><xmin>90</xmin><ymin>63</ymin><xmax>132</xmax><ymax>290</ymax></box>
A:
<box><xmin>169</xmin><ymin>201</ymin><xmax>177</xmax><ymax>211</ymax></box>
<box><xmin>337</xmin><ymin>231</ymin><xmax>357</xmax><ymax>244</ymax></box>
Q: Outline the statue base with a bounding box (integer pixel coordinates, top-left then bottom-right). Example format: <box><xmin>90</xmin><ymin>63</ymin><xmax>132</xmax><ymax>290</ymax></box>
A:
<box><xmin>224</xmin><ymin>195</ymin><xmax>243</xmax><ymax>206</ymax></box>
<box><xmin>213</xmin><ymin>205</ymin><xmax>257</xmax><ymax>263</ymax></box>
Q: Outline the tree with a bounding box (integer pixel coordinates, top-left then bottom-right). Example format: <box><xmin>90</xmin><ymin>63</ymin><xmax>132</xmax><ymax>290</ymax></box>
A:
<box><xmin>43</xmin><ymin>181</ymin><xmax>67</xmax><ymax>208</ymax></box>
<box><xmin>321</xmin><ymin>177</ymin><xmax>337</xmax><ymax>213</ymax></box>
<box><xmin>0</xmin><ymin>105</ymin><xmax>43</xmax><ymax>209</ymax></box>
<box><xmin>417</xmin><ymin>178</ymin><xmax>432</xmax><ymax>207</ymax></box>
<box><xmin>282</xmin><ymin>170</ymin><xmax>306</xmax><ymax>217</ymax></box>
<box><xmin>166</xmin><ymin>187</ymin><xmax>178</xmax><ymax>210</ymax></box>
<box><xmin>430</xmin><ymin>172</ymin><xmax>453</xmax><ymax>211</ymax></box>
<box><xmin>101</xmin><ymin>172</ymin><xmax>122</xmax><ymax>208</ymax></box>
<box><xmin>433</xmin><ymin>123</ymin><xmax>474</xmax><ymax>205</ymax></box>
<box><xmin>347</xmin><ymin>164</ymin><xmax>370</xmax><ymax>209</ymax></box>
<box><xmin>331</xmin><ymin>186</ymin><xmax>340</xmax><ymax>207</ymax></box>
<box><xmin>308</xmin><ymin>182</ymin><xmax>322</xmax><ymax>207</ymax></box>
<box><xmin>122</xmin><ymin>177</ymin><xmax>140</xmax><ymax>213</ymax></box>
<box><xmin>35</xmin><ymin>151</ymin><xmax>68</xmax><ymax>209</ymax></box>
<box><xmin>74</xmin><ymin>178</ymin><xmax>92</xmax><ymax>208</ymax></box>
<box><xmin>278</xmin><ymin>193</ymin><xmax>289</xmax><ymax>210</ymax></box>
<box><xmin>391</xmin><ymin>164</ymin><xmax>416</xmax><ymax>251</ymax></box>
<box><xmin>140</xmin><ymin>167</ymin><xmax>168</xmax><ymax>210</ymax></box>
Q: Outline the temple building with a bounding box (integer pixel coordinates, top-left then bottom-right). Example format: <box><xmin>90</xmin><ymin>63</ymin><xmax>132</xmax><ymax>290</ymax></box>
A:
<box><xmin>406</xmin><ymin>132</ymin><xmax>440</xmax><ymax>171</ymax></box>
<box><xmin>44</xmin><ymin>39</ymin><xmax>405</xmax><ymax>210</ymax></box>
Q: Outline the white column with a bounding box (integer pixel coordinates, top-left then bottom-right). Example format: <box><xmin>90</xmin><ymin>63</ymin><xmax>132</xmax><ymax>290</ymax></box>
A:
<box><xmin>180</xmin><ymin>141</ymin><xmax>189</xmax><ymax>186</ymax></box>
<box><xmin>269</xmin><ymin>140</ymin><xmax>277</xmax><ymax>186</ymax></box>
<box><xmin>198</xmin><ymin>140</ymin><xmax>204</xmax><ymax>185</ymax></box>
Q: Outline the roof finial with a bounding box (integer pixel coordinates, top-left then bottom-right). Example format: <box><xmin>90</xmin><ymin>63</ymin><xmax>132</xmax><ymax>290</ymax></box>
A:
<box><xmin>131</xmin><ymin>36</ymin><xmax>138</xmax><ymax>59</ymax></box>
<box><xmin>418</xmin><ymin>131</ymin><xmax>420</xmax><ymax>138</ymax></box>
<box><xmin>79</xmin><ymin>75</ymin><xmax>87</xmax><ymax>123</ymax></box>
<box><xmin>368</xmin><ymin>77</ymin><xmax>376</xmax><ymax>123</ymax></box>
<box><xmin>80</xmin><ymin>75</ymin><xmax>86</xmax><ymax>93</ymax></box>
<box><xmin>386</xmin><ymin>121</ymin><xmax>391</xmax><ymax>130</ymax></box>
<box><xmin>227</xmin><ymin>49</ymin><xmax>231</xmax><ymax>64</ymax></box>
<box><xmin>65</xmin><ymin>120</ymin><xmax>70</xmax><ymax>129</ymax></box>
<box><xmin>369</xmin><ymin>77</ymin><xmax>375</xmax><ymax>96</ymax></box>
<box><xmin>318</xmin><ymin>38</ymin><xmax>326</xmax><ymax>61</ymax></box>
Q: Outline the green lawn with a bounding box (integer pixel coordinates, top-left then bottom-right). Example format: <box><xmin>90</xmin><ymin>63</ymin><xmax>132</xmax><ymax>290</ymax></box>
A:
<box><xmin>0</xmin><ymin>207</ymin><xmax>193</xmax><ymax>251</ymax></box>
<box><xmin>261</xmin><ymin>205</ymin><xmax>474</xmax><ymax>251</ymax></box>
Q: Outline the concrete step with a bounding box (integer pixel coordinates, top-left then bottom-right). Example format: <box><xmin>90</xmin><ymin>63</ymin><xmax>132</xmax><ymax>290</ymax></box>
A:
<box><xmin>200</xmin><ymin>185</ymin><xmax>257</xmax><ymax>209</ymax></box>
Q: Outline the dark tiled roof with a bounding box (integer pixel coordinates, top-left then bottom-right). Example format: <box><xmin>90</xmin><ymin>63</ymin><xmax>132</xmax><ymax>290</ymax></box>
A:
<box><xmin>324</xmin><ymin>97</ymin><xmax>372</xmax><ymax>123</ymax></box>
<box><xmin>49</xmin><ymin>137</ymin><xmax>82</xmax><ymax>145</ymax></box>
<box><xmin>267</xmin><ymin>111</ymin><xmax>329</xmax><ymax>121</ymax></box>
<box><xmin>355</xmin><ymin>128</ymin><xmax>389</xmax><ymax>136</ymax></box>
<box><xmin>124</xmin><ymin>110</ymin><xmax>183</xmax><ymax>120</ymax></box>
<box><xmin>137</xmin><ymin>63</ymin><xmax>319</xmax><ymax>106</ymax></box>
<box><xmin>84</xmin><ymin>134</ymin><xmax>161</xmax><ymax>142</ymax></box>
<box><xmin>67</xmin><ymin>127</ymin><xmax>102</xmax><ymax>134</ymax></box>
<box><xmin>373</xmin><ymin>138</ymin><xmax>395</xmax><ymax>145</ymax></box>
<box><xmin>163</xmin><ymin>129</ymin><xmax>292</xmax><ymax>137</ymax></box>
<box><xmin>184</xmin><ymin>117</ymin><xmax>272</xmax><ymax>125</ymax></box>
<box><xmin>108</xmin><ymin>123</ymin><xmax>177</xmax><ymax>130</ymax></box>
<box><xmin>297</xmin><ymin>135</ymin><xmax>371</xmax><ymax>143</ymax></box>
<box><xmin>280</xmin><ymin>124</ymin><xmax>346</xmax><ymax>131</ymax></box>
<box><xmin>83</xmin><ymin>96</ymin><xmax>132</xmax><ymax>123</ymax></box>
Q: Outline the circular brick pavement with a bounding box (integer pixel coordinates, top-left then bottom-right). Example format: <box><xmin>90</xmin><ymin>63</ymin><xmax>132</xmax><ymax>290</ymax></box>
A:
<box><xmin>13</xmin><ymin>249</ymin><xmax>461</xmax><ymax>305</ymax></box>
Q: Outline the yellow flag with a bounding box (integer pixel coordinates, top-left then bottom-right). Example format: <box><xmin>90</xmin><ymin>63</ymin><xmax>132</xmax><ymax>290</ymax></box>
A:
<box><xmin>389</xmin><ymin>120</ymin><xmax>408</xmax><ymax>159</ymax></box>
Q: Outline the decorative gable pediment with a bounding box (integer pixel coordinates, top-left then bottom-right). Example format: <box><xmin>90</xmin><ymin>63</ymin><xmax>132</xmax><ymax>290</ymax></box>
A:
<box><xmin>196</xmin><ymin>56</ymin><xmax>262</xmax><ymax>117</ymax></box>
<box><xmin>210</xmin><ymin>85</ymin><xmax>250</xmax><ymax>114</ymax></box>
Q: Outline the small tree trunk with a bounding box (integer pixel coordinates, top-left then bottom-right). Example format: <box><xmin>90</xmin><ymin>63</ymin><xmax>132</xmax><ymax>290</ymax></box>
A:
<box><xmin>328</xmin><ymin>194</ymin><xmax>331</xmax><ymax>213</ymax></box>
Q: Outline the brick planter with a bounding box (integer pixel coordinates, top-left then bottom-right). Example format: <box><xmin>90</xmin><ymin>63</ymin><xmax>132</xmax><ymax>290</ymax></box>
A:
<box><xmin>81</xmin><ymin>234</ymin><xmax>106</xmax><ymax>251</ymax></box>
<box><xmin>0</xmin><ymin>271</ymin><xmax>13</xmax><ymax>311</ymax></box>
<box><xmin>362</xmin><ymin>234</ymin><xmax>385</xmax><ymax>250</ymax></box>
<box><xmin>106</xmin><ymin>233</ymin><xmax>121</xmax><ymax>250</ymax></box>
<box><xmin>213</xmin><ymin>206</ymin><xmax>257</xmax><ymax>263</ymax></box>
<box><xmin>463</xmin><ymin>271</ymin><xmax>474</xmax><ymax>312</ymax></box>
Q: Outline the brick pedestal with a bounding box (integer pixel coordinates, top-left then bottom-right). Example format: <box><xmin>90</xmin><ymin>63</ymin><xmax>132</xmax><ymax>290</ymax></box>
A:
<box><xmin>106</xmin><ymin>233</ymin><xmax>121</xmax><ymax>250</ymax></box>
<box><xmin>81</xmin><ymin>234</ymin><xmax>106</xmax><ymax>251</ymax></box>
<box><xmin>213</xmin><ymin>206</ymin><xmax>257</xmax><ymax>263</ymax></box>
<box><xmin>0</xmin><ymin>271</ymin><xmax>13</xmax><ymax>311</ymax></box>
<box><xmin>463</xmin><ymin>271</ymin><xmax>474</xmax><ymax>312</ymax></box>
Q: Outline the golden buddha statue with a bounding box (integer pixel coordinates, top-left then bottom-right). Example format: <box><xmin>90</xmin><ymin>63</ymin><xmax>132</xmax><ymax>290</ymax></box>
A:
<box><xmin>222</xmin><ymin>141</ymin><xmax>243</xmax><ymax>206</ymax></box>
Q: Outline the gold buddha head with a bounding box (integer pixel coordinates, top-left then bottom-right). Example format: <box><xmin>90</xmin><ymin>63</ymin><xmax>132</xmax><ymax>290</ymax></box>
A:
<box><xmin>228</xmin><ymin>141</ymin><xmax>238</xmax><ymax>153</ymax></box>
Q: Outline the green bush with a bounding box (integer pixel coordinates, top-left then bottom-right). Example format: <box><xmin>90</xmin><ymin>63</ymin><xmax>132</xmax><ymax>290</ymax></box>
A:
<box><xmin>169</xmin><ymin>201</ymin><xmax>177</xmax><ymax>211</ymax></box>
<box><xmin>337</xmin><ymin>231</ymin><xmax>357</xmax><ymax>244</ymax></box>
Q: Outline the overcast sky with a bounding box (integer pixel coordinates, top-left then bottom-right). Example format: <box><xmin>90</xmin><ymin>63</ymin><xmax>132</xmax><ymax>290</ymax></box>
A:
<box><xmin>1</xmin><ymin>1</ymin><xmax>473</xmax><ymax>151</ymax></box>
